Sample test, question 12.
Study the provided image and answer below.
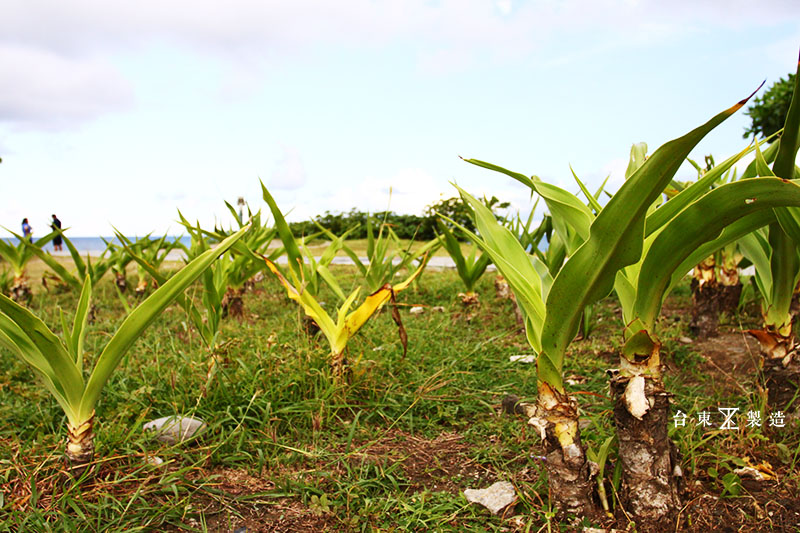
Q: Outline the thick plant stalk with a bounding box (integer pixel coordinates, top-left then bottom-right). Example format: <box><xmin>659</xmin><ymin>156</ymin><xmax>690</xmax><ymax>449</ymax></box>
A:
<box><xmin>690</xmin><ymin>256</ymin><xmax>720</xmax><ymax>339</ymax></box>
<box><xmin>458</xmin><ymin>291</ymin><xmax>479</xmax><ymax>306</ymax></box>
<box><xmin>66</xmin><ymin>414</ymin><xmax>95</xmax><ymax>478</ymax></box>
<box><xmin>115</xmin><ymin>272</ymin><xmax>128</xmax><ymax>293</ymax></box>
<box><xmin>331</xmin><ymin>350</ymin><xmax>347</xmax><ymax>382</ymax></box>
<box><xmin>221</xmin><ymin>287</ymin><xmax>245</xmax><ymax>319</ymax></box>
<box><xmin>9</xmin><ymin>276</ymin><xmax>31</xmax><ymax>305</ymax></box>
<box><xmin>748</xmin><ymin>325</ymin><xmax>800</xmax><ymax>411</ymax></box>
<box><xmin>717</xmin><ymin>258</ymin><xmax>742</xmax><ymax>316</ymax></box>
<box><xmin>612</xmin><ymin>336</ymin><xmax>680</xmax><ymax>529</ymax></box>
<box><xmin>134</xmin><ymin>279</ymin><xmax>148</xmax><ymax>296</ymax></box>
<box><xmin>528</xmin><ymin>383</ymin><xmax>595</xmax><ymax>517</ymax></box>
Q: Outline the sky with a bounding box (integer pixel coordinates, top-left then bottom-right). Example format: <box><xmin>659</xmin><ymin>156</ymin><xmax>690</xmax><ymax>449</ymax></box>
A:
<box><xmin>1</xmin><ymin>0</ymin><xmax>799</xmax><ymax>237</ymax></box>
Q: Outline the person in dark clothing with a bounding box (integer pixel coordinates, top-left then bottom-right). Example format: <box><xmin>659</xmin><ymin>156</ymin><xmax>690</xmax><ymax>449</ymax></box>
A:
<box><xmin>51</xmin><ymin>214</ymin><xmax>62</xmax><ymax>251</ymax></box>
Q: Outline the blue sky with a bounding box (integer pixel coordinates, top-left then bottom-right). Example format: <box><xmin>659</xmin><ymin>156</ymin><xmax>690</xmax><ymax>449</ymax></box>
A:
<box><xmin>1</xmin><ymin>0</ymin><xmax>799</xmax><ymax>237</ymax></box>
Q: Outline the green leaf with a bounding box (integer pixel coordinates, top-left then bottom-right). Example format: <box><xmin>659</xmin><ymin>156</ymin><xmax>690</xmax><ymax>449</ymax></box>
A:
<box><xmin>71</xmin><ymin>276</ymin><xmax>92</xmax><ymax>369</ymax></box>
<box><xmin>773</xmin><ymin>57</ymin><xmax>800</xmax><ymax>180</ymax></box>
<box><xmin>450</xmin><ymin>185</ymin><xmax>546</xmax><ymax>353</ymax></box>
<box><xmin>79</xmin><ymin>225</ymin><xmax>248</xmax><ymax>421</ymax></box>
<box><xmin>460</xmin><ymin>159</ymin><xmax>593</xmax><ymax>253</ymax></box>
<box><xmin>772</xmin><ymin>60</ymin><xmax>800</xmax><ymax>244</ymax></box>
<box><xmin>261</xmin><ymin>182</ymin><xmax>304</xmax><ymax>281</ymax></box>
<box><xmin>635</xmin><ymin>178</ymin><xmax>800</xmax><ymax>329</ymax></box>
<box><xmin>645</xmin><ymin>143</ymin><xmax>757</xmax><ymax>236</ymax></box>
<box><xmin>570</xmin><ymin>166</ymin><xmax>603</xmax><ymax>214</ymax></box>
<box><xmin>625</xmin><ymin>143</ymin><xmax>648</xmax><ymax>179</ymax></box>
<box><xmin>0</xmin><ymin>295</ymin><xmax>84</xmax><ymax>412</ymax></box>
<box><xmin>19</xmin><ymin>243</ymin><xmax>81</xmax><ymax>291</ymax></box>
<box><xmin>541</xmin><ymin>92</ymin><xmax>754</xmax><ymax>390</ymax></box>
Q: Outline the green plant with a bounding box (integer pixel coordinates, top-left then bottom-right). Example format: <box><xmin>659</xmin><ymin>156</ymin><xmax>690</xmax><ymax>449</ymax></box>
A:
<box><xmin>333</xmin><ymin>213</ymin><xmax>440</xmax><ymax>294</ymax></box>
<box><xmin>456</xmin><ymin>85</ymin><xmax>762</xmax><ymax>522</ymax></box>
<box><xmin>435</xmin><ymin>220</ymin><xmax>491</xmax><ymax>305</ymax></box>
<box><xmin>0</xmin><ymin>229</ymin><xmax>58</xmax><ymax>303</ymax></box>
<box><xmin>0</xmin><ymin>227</ymin><xmax>247</xmax><ymax>477</ymax></box>
<box><xmin>22</xmin><ymin>231</ymin><xmax>115</xmax><ymax>294</ymax></box>
<box><xmin>262</xmin><ymin>183</ymin><xmax>424</xmax><ymax>379</ymax></box>
<box><xmin>177</xmin><ymin>208</ymin><xmax>277</xmax><ymax>319</ymax></box>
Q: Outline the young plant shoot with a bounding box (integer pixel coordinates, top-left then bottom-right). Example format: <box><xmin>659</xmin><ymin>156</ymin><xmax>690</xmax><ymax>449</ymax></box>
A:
<box><xmin>0</xmin><ymin>227</ymin><xmax>247</xmax><ymax>477</ymax></box>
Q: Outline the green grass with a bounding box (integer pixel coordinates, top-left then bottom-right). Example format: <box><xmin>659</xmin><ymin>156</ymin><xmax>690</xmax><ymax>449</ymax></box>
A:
<box><xmin>0</xmin><ymin>261</ymin><xmax>798</xmax><ymax>531</ymax></box>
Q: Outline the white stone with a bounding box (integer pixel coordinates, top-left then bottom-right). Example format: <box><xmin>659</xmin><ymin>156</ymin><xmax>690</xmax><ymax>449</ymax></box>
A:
<box><xmin>509</xmin><ymin>354</ymin><xmax>536</xmax><ymax>363</ymax></box>
<box><xmin>144</xmin><ymin>416</ymin><xmax>206</xmax><ymax>445</ymax></box>
<box><xmin>409</xmin><ymin>306</ymin><xmax>425</xmax><ymax>314</ymax></box>
<box><xmin>463</xmin><ymin>481</ymin><xmax>517</xmax><ymax>514</ymax></box>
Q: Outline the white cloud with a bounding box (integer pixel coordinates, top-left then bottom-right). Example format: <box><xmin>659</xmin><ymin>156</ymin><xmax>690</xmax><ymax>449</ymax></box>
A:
<box><xmin>268</xmin><ymin>146</ymin><xmax>307</xmax><ymax>190</ymax></box>
<box><xmin>0</xmin><ymin>0</ymin><xmax>796</xmax><ymax>130</ymax></box>
<box><xmin>496</xmin><ymin>0</ymin><xmax>513</xmax><ymax>16</ymax></box>
<box><xmin>0</xmin><ymin>44</ymin><xmax>133</xmax><ymax>130</ymax></box>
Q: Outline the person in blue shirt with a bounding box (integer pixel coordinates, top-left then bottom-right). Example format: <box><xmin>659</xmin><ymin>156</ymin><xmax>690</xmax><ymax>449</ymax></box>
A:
<box><xmin>21</xmin><ymin>218</ymin><xmax>32</xmax><ymax>240</ymax></box>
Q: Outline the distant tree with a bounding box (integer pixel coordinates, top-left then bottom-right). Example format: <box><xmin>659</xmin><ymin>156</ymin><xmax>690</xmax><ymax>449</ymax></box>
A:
<box><xmin>743</xmin><ymin>73</ymin><xmax>795</xmax><ymax>141</ymax></box>
<box><xmin>287</xmin><ymin>195</ymin><xmax>510</xmax><ymax>241</ymax></box>
<box><xmin>424</xmin><ymin>195</ymin><xmax>510</xmax><ymax>236</ymax></box>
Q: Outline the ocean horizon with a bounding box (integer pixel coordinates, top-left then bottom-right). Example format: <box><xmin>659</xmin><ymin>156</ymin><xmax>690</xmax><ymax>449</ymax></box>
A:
<box><xmin>1</xmin><ymin>235</ymin><xmax>191</xmax><ymax>255</ymax></box>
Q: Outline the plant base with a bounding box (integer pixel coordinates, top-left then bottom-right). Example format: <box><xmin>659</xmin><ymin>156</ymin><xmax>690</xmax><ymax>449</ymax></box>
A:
<box><xmin>610</xmin><ymin>374</ymin><xmax>680</xmax><ymax>531</ymax></box>
<box><xmin>222</xmin><ymin>287</ymin><xmax>245</xmax><ymax>319</ymax></box>
<box><xmin>690</xmin><ymin>280</ymin><xmax>723</xmax><ymax>339</ymax></box>
<box><xmin>10</xmin><ymin>279</ymin><xmax>31</xmax><ymax>305</ymax></box>
<box><xmin>529</xmin><ymin>385</ymin><xmax>597</xmax><ymax>518</ymax></box>
<box><xmin>66</xmin><ymin>416</ymin><xmax>95</xmax><ymax>478</ymax></box>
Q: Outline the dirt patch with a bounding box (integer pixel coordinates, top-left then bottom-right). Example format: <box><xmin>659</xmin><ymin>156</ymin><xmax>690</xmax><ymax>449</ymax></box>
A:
<box><xmin>345</xmin><ymin>430</ymin><xmax>496</xmax><ymax>492</ymax></box>
<box><xmin>198</xmin><ymin>498</ymin><xmax>339</xmax><ymax>533</ymax></box>
<box><xmin>175</xmin><ymin>430</ymin><xmax>500</xmax><ymax>532</ymax></box>
<box><xmin>682</xmin><ymin>329</ymin><xmax>762</xmax><ymax>396</ymax></box>
<box><xmin>678</xmin><ymin>482</ymin><xmax>800</xmax><ymax>532</ymax></box>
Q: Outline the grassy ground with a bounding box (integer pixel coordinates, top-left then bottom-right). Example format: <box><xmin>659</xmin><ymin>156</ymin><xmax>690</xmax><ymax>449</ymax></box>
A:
<box><xmin>0</xmin><ymin>259</ymin><xmax>798</xmax><ymax>531</ymax></box>
<box><xmin>296</xmin><ymin>238</ymin><xmax>473</xmax><ymax>259</ymax></box>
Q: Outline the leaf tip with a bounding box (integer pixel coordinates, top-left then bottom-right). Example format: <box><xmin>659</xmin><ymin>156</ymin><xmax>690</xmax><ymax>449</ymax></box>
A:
<box><xmin>733</xmin><ymin>80</ymin><xmax>766</xmax><ymax>111</ymax></box>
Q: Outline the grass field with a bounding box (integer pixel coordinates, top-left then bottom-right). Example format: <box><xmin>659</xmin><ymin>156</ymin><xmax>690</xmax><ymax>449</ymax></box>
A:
<box><xmin>0</xmin><ymin>259</ymin><xmax>798</xmax><ymax>531</ymax></box>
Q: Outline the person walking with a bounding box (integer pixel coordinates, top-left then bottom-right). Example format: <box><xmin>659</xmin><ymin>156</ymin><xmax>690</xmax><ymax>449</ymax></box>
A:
<box><xmin>51</xmin><ymin>214</ymin><xmax>63</xmax><ymax>251</ymax></box>
<box><xmin>21</xmin><ymin>218</ymin><xmax>32</xmax><ymax>240</ymax></box>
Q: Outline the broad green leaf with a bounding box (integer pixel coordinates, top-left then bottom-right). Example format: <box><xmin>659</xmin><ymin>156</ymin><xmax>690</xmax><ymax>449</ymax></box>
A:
<box><xmin>261</xmin><ymin>181</ymin><xmax>304</xmax><ymax>281</ymax></box>
<box><xmin>80</xmin><ymin>226</ymin><xmax>248</xmax><ymax>421</ymax></box>
<box><xmin>71</xmin><ymin>276</ymin><xmax>92</xmax><ymax>369</ymax></box>
<box><xmin>0</xmin><ymin>295</ymin><xmax>84</xmax><ymax>409</ymax></box>
<box><xmin>738</xmin><ymin>228</ymin><xmax>773</xmax><ymax>304</ymax></box>
<box><xmin>20</xmin><ymin>243</ymin><xmax>81</xmax><ymax>291</ymax></box>
<box><xmin>771</xmin><ymin>59</ymin><xmax>800</xmax><ymax>244</ymax></box>
<box><xmin>645</xmin><ymin>142</ymin><xmax>757</xmax><ymax>236</ymax></box>
<box><xmin>449</xmin><ymin>185</ymin><xmax>546</xmax><ymax>352</ymax></box>
<box><xmin>460</xmin><ymin>159</ymin><xmax>593</xmax><ymax>252</ymax></box>
<box><xmin>765</xmin><ymin>224</ymin><xmax>799</xmax><ymax>329</ymax></box>
<box><xmin>625</xmin><ymin>142</ymin><xmax>648</xmax><ymax>179</ymax></box>
<box><xmin>0</xmin><ymin>319</ymin><xmax>75</xmax><ymax>419</ymax></box>
<box><xmin>541</xmin><ymin>92</ymin><xmax>755</xmax><ymax>390</ymax></box>
<box><xmin>635</xmin><ymin>178</ymin><xmax>800</xmax><ymax>329</ymax></box>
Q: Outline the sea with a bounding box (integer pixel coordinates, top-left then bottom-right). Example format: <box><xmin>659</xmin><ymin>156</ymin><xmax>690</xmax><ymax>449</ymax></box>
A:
<box><xmin>1</xmin><ymin>235</ymin><xmax>509</xmax><ymax>269</ymax></box>
<box><xmin>1</xmin><ymin>236</ymin><xmax>192</xmax><ymax>257</ymax></box>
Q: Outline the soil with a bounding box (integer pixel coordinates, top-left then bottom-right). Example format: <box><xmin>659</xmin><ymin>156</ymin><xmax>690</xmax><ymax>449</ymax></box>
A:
<box><xmin>683</xmin><ymin>330</ymin><xmax>763</xmax><ymax>397</ymax></box>
<box><xmin>194</xmin><ymin>430</ymin><xmax>503</xmax><ymax>532</ymax></box>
